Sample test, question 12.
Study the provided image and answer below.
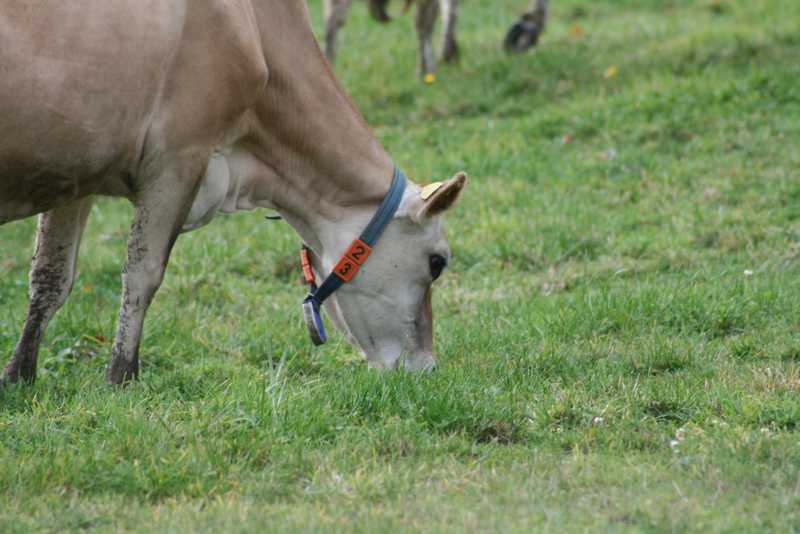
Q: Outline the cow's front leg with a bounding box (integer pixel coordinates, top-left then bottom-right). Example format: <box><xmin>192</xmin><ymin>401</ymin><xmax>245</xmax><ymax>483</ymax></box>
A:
<box><xmin>2</xmin><ymin>198</ymin><xmax>93</xmax><ymax>385</ymax></box>
<box><xmin>323</xmin><ymin>0</ymin><xmax>352</xmax><ymax>63</ymax></box>
<box><xmin>415</xmin><ymin>0</ymin><xmax>440</xmax><ymax>80</ymax></box>
<box><xmin>105</xmin><ymin>161</ymin><xmax>204</xmax><ymax>385</ymax></box>
<box><xmin>439</xmin><ymin>0</ymin><xmax>459</xmax><ymax>63</ymax></box>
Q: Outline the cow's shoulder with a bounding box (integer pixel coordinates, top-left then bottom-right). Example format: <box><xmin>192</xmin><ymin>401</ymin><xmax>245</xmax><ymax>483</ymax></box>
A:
<box><xmin>183</xmin><ymin>0</ymin><xmax>269</xmax><ymax>96</ymax></box>
<box><xmin>152</xmin><ymin>0</ymin><xmax>269</xmax><ymax>149</ymax></box>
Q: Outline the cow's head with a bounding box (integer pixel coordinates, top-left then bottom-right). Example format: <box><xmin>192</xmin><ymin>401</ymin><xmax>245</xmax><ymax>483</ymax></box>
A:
<box><xmin>312</xmin><ymin>172</ymin><xmax>467</xmax><ymax>371</ymax></box>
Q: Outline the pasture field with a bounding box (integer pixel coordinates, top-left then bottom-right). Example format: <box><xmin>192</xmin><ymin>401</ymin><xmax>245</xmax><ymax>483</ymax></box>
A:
<box><xmin>2</xmin><ymin>0</ymin><xmax>800</xmax><ymax>531</ymax></box>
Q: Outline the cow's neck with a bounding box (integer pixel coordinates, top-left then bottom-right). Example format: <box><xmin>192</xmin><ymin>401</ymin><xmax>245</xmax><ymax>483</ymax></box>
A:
<box><xmin>244</xmin><ymin>1</ymin><xmax>394</xmax><ymax>253</ymax></box>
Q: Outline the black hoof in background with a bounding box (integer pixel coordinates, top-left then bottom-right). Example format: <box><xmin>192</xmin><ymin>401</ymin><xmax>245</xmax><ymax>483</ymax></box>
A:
<box><xmin>503</xmin><ymin>19</ymin><xmax>544</xmax><ymax>54</ymax></box>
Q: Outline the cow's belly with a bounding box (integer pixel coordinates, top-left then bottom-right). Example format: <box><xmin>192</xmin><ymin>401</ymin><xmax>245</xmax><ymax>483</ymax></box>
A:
<box><xmin>0</xmin><ymin>0</ymin><xmax>268</xmax><ymax>225</ymax></box>
<box><xmin>0</xmin><ymin>156</ymin><xmax>134</xmax><ymax>224</ymax></box>
<box><xmin>0</xmin><ymin>0</ymin><xmax>187</xmax><ymax>223</ymax></box>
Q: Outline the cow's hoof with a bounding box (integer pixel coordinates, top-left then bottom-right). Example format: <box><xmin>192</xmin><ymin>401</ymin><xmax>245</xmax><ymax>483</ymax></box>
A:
<box><xmin>503</xmin><ymin>20</ymin><xmax>543</xmax><ymax>54</ymax></box>
<box><xmin>441</xmin><ymin>41</ymin><xmax>460</xmax><ymax>63</ymax></box>
<box><xmin>106</xmin><ymin>357</ymin><xmax>139</xmax><ymax>385</ymax></box>
<box><xmin>2</xmin><ymin>358</ymin><xmax>37</xmax><ymax>386</ymax></box>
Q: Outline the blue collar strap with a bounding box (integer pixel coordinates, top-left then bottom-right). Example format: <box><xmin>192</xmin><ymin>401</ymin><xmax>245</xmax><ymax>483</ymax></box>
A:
<box><xmin>301</xmin><ymin>167</ymin><xmax>407</xmax><ymax>345</ymax></box>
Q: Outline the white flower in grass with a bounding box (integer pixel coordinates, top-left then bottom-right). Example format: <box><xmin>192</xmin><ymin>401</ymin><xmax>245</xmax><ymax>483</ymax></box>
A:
<box><xmin>670</xmin><ymin>426</ymin><xmax>687</xmax><ymax>453</ymax></box>
<box><xmin>710</xmin><ymin>418</ymin><xmax>729</xmax><ymax>428</ymax></box>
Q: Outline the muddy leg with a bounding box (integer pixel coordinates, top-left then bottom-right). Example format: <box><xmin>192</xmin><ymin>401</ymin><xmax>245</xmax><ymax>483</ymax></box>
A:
<box><xmin>439</xmin><ymin>0</ymin><xmax>459</xmax><ymax>63</ymax></box>
<box><xmin>323</xmin><ymin>0</ymin><xmax>352</xmax><ymax>63</ymax></box>
<box><xmin>504</xmin><ymin>0</ymin><xmax>549</xmax><ymax>54</ymax></box>
<box><xmin>415</xmin><ymin>0</ymin><xmax>440</xmax><ymax>79</ymax></box>
<box><xmin>105</xmin><ymin>160</ymin><xmax>204</xmax><ymax>385</ymax></box>
<box><xmin>2</xmin><ymin>198</ymin><xmax>93</xmax><ymax>385</ymax></box>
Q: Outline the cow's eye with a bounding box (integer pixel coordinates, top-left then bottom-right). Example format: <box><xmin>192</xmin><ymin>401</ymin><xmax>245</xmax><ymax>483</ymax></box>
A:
<box><xmin>429</xmin><ymin>254</ymin><xmax>447</xmax><ymax>280</ymax></box>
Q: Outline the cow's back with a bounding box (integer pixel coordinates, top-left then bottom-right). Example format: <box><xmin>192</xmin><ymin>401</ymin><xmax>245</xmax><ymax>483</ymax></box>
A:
<box><xmin>0</xmin><ymin>0</ymin><xmax>268</xmax><ymax>223</ymax></box>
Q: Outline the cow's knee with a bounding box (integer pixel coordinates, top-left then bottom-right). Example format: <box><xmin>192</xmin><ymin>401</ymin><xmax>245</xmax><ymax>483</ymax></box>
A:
<box><xmin>27</xmin><ymin>266</ymin><xmax>74</xmax><ymax>315</ymax></box>
<box><xmin>127</xmin><ymin>269</ymin><xmax>167</xmax><ymax>321</ymax></box>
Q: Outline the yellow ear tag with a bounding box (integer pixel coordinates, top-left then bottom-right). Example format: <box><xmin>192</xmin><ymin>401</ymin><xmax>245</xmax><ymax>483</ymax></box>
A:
<box><xmin>420</xmin><ymin>182</ymin><xmax>444</xmax><ymax>201</ymax></box>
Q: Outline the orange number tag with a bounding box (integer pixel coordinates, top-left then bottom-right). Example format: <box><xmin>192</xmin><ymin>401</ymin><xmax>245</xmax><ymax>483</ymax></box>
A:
<box><xmin>333</xmin><ymin>256</ymin><xmax>359</xmax><ymax>282</ymax></box>
<box><xmin>333</xmin><ymin>240</ymin><xmax>372</xmax><ymax>282</ymax></box>
<box><xmin>345</xmin><ymin>239</ymin><xmax>372</xmax><ymax>265</ymax></box>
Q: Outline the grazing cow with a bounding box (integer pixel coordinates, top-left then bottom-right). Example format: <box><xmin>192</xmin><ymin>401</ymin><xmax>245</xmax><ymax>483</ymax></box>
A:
<box><xmin>0</xmin><ymin>0</ymin><xmax>467</xmax><ymax>385</ymax></box>
<box><xmin>504</xmin><ymin>0</ymin><xmax>549</xmax><ymax>54</ymax></box>
<box><xmin>324</xmin><ymin>0</ymin><xmax>459</xmax><ymax>80</ymax></box>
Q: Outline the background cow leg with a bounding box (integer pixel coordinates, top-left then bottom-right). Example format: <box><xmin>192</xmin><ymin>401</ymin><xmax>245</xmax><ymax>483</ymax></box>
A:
<box><xmin>415</xmin><ymin>0</ymin><xmax>440</xmax><ymax>79</ymax></box>
<box><xmin>323</xmin><ymin>0</ymin><xmax>352</xmax><ymax>63</ymax></box>
<box><xmin>2</xmin><ymin>198</ymin><xmax>93</xmax><ymax>385</ymax></box>
<box><xmin>439</xmin><ymin>0</ymin><xmax>459</xmax><ymax>63</ymax></box>
<box><xmin>367</xmin><ymin>0</ymin><xmax>391</xmax><ymax>23</ymax></box>
<box><xmin>105</xmin><ymin>160</ymin><xmax>204</xmax><ymax>385</ymax></box>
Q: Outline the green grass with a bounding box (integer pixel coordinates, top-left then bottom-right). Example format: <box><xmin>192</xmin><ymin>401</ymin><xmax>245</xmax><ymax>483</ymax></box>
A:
<box><xmin>2</xmin><ymin>0</ymin><xmax>800</xmax><ymax>531</ymax></box>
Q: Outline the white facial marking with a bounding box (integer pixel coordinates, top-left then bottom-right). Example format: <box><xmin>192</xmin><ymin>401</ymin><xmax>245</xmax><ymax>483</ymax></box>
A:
<box><xmin>315</xmin><ymin>178</ymin><xmax>462</xmax><ymax>371</ymax></box>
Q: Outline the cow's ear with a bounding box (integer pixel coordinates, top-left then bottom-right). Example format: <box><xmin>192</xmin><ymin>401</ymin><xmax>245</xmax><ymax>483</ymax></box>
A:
<box><xmin>413</xmin><ymin>172</ymin><xmax>467</xmax><ymax>221</ymax></box>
